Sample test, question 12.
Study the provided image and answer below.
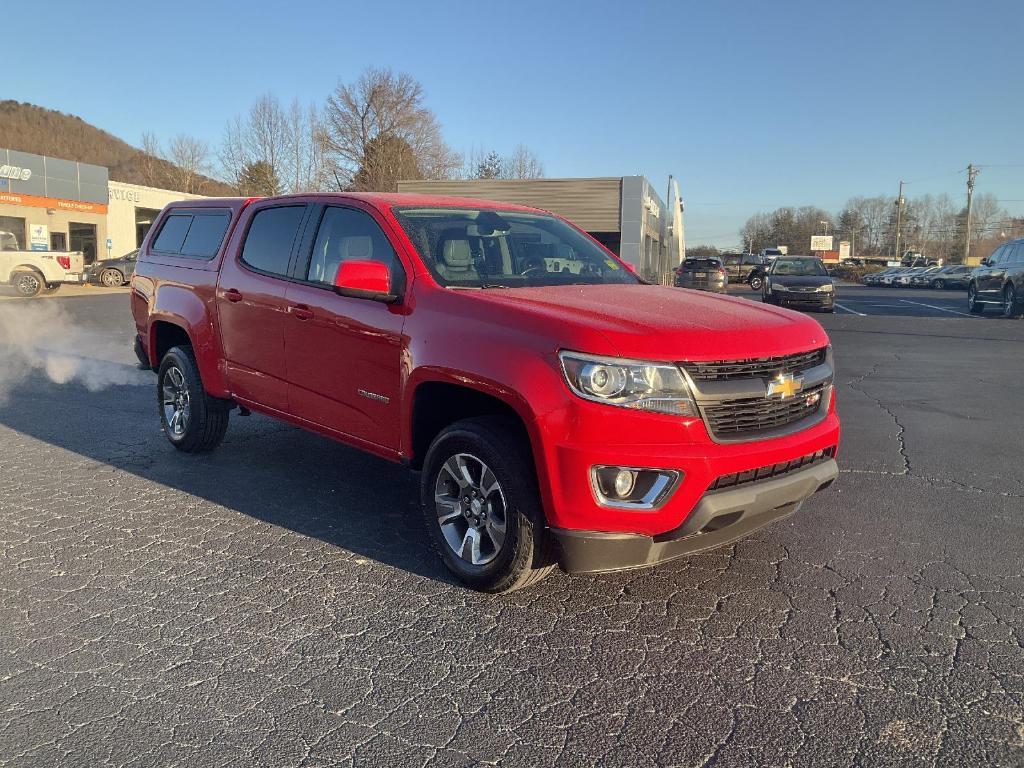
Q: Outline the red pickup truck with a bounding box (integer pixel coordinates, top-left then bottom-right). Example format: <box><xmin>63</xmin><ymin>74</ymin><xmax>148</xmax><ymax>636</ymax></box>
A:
<box><xmin>131</xmin><ymin>193</ymin><xmax>840</xmax><ymax>592</ymax></box>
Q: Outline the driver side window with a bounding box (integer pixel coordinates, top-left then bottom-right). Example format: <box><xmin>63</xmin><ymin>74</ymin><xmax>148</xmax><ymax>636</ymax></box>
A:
<box><xmin>306</xmin><ymin>207</ymin><xmax>403</xmax><ymax>287</ymax></box>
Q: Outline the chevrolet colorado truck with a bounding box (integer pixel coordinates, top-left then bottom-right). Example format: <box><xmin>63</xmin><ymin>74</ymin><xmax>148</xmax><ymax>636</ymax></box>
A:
<box><xmin>130</xmin><ymin>194</ymin><xmax>840</xmax><ymax>592</ymax></box>
<box><xmin>0</xmin><ymin>235</ymin><xmax>86</xmax><ymax>297</ymax></box>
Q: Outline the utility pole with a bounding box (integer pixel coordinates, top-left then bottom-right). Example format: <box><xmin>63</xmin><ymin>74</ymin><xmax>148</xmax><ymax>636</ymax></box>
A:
<box><xmin>894</xmin><ymin>180</ymin><xmax>905</xmax><ymax>262</ymax></box>
<box><xmin>963</xmin><ymin>164</ymin><xmax>979</xmax><ymax>264</ymax></box>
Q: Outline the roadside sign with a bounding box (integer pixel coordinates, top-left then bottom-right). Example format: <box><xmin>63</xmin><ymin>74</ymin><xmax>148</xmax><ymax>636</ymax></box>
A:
<box><xmin>838</xmin><ymin>241</ymin><xmax>850</xmax><ymax>259</ymax></box>
<box><xmin>810</xmin><ymin>235</ymin><xmax>833</xmax><ymax>251</ymax></box>
<box><xmin>106</xmin><ymin>238</ymin><xmax>113</xmax><ymax>250</ymax></box>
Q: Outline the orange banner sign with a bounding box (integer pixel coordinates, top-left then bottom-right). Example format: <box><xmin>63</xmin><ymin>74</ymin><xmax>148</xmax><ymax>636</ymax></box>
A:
<box><xmin>0</xmin><ymin>191</ymin><xmax>108</xmax><ymax>215</ymax></box>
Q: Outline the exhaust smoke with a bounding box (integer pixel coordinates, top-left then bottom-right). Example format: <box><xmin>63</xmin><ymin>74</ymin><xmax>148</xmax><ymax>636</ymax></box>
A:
<box><xmin>0</xmin><ymin>301</ymin><xmax>149</xmax><ymax>402</ymax></box>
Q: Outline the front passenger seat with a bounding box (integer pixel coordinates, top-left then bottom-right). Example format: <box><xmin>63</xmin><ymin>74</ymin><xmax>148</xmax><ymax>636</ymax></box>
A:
<box><xmin>436</xmin><ymin>239</ymin><xmax>478</xmax><ymax>280</ymax></box>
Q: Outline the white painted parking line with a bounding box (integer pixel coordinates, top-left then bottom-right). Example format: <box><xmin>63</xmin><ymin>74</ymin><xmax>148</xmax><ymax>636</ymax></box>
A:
<box><xmin>834</xmin><ymin>302</ymin><xmax>866</xmax><ymax>316</ymax></box>
<box><xmin>898</xmin><ymin>299</ymin><xmax>978</xmax><ymax>317</ymax></box>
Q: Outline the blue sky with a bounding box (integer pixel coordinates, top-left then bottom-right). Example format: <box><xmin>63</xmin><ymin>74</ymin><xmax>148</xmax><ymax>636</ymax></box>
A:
<box><xmin>5</xmin><ymin>0</ymin><xmax>1022</xmax><ymax>246</ymax></box>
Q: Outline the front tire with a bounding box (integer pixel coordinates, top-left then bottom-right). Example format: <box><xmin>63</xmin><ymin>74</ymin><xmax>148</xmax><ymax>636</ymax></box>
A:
<box><xmin>1003</xmin><ymin>284</ymin><xmax>1021</xmax><ymax>319</ymax></box>
<box><xmin>421</xmin><ymin>417</ymin><xmax>556</xmax><ymax>592</ymax></box>
<box><xmin>932</xmin><ymin>279</ymin><xmax>945</xmax><ymax>289</ymax></box>
<box><xmin>967</xmin><ymin>283</ymin><xmax>985</xmax><ymax>314</ymax></box>
<box><xmin>157</xmin><ymin>346</ymin><xmax>230</xmax><ymax>453</ymax></box>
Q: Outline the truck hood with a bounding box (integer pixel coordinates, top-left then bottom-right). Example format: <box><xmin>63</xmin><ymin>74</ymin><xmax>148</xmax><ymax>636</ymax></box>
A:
<box><xmin>461</xmin><ymin>284</ymin><xmax>829</xmax><ymax>361</ymax></box>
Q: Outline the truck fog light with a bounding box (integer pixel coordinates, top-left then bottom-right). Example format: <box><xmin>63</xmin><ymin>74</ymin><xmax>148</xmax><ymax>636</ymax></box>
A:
<box><xmin>613</xmin><ymin>469</ymin><xmax>636</xmax><ymax>498</ymax></box>
<box><xmin>591</xmin><ymin>466</ymin><xmax>682</xmax><ymax>510</ymax></box>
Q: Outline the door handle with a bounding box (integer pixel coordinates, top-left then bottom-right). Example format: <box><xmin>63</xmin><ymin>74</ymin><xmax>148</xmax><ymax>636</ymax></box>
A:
<box><xmin>224</xmin><ymin>288</ymin><xmax>243</xmax><ymax>303</ymax></box>
<box><xmin>289</xmin><ymin>304</ymin><xmax>314</xmax><ymax>321</ymax></box>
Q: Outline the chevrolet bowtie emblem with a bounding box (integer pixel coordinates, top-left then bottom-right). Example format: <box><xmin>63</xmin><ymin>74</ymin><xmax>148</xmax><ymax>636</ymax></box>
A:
<box><xmin>766</xmin><ymin>372</ymin><xmax>804</xmax><ymax>399</ymax></box>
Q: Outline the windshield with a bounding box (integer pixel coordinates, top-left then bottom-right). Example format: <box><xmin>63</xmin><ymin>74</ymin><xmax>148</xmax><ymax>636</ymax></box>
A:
<box><xmin>393</xmin><ymin>207</ymin><xmax>639</xmax><ymax>288</ymax></box>
<box><xmin>771</xmin><ymin>258</ymin><xmax>829</xmax><ymax>276</ymax></box>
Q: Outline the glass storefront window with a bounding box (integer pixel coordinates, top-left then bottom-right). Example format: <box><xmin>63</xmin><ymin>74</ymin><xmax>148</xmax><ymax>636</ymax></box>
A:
<box><xmin>0</xmin><ymin>216</ymin><xmax>26</xmax><ymax>251</ymax></box>
<box><xmin>135</xmin><ymin>207</ymin><xmax>162</xmax><ymax>248</ymax></box>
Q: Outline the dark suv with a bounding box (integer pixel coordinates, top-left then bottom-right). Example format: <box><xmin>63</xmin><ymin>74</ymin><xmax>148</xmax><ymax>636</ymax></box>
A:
<box><xmin>967</xmin><ymin>238</ymin><xmax>1024</xmax><ymax>318</ymax></box>
<box><xmin>674</xmin><ymin>256</ymin><xmax>727</xmax><ymax>293</ymax></box>
<box><xmin>722</xmin><ymin>253</ymin><xmax>767</xmax><ymax>289</ymax></box>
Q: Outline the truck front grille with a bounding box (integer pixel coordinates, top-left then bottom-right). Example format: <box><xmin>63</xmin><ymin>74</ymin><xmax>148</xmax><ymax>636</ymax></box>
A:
<box><xmin>701</xmin><ymin>383</ymin><xmax>829</xmax><ymax>439</ymax></box>
<box><xmin>708</xmin><ymin>447</ymin><xmax>837</xmax><ymax>491</ymax></box>
<box><xmin>680</xmin><ymin>348</ymin><xmax>826</xmax><ymax>381</ymax></box>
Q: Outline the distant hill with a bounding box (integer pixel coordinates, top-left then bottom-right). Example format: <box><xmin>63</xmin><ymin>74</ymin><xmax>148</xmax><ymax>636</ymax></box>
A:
<box><xmin>0</xmin><ymin>101</ymin><xmax>235</xmax><ymax>195</ymax></box>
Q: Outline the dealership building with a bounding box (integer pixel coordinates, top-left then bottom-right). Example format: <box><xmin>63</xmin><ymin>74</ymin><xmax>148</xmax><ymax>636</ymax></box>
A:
<box><xmin>0</xmin><ymin>147</ymin><xmax>202</xmax><ymax>264</ymax></box>
<box><xmin>397</xmin><ymin>176</ymin><xmax>683</xmax><ymax>282</ymax></box>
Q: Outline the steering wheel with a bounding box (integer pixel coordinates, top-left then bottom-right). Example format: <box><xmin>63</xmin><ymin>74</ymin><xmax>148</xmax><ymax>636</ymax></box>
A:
<box><xmin>519</xmin><ymin>257</ymin><xmax>547</xmax><ymax>277</ymax></box>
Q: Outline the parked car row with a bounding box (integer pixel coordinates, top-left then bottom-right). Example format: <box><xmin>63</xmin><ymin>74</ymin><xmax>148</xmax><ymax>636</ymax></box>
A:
<box><xmin>862</xmin><ymin>264</ymin><xmax>972</xmax><ymax>289</ymax></box>
<box><xmin>858</xmin><ymin>238</ymin><xmax>1024</xmax><ymax>318</ymax></box>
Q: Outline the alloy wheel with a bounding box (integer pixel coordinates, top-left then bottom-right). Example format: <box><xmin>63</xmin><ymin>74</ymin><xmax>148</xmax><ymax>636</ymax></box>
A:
<box><xmin>434</xmin><ymin>453</ymin><xmax>507</xmax><ymax>566</ymax></box>
<box><xmin>1005</xmin><ymin>286</ymin><xmax>1018</xmax><ymax>318</ymax></box>
<box><xmin>101</xmin><ymin>269</ymin><xmax>123</xmax><ymax>287</ymax></box>
<box><xmin>161</xmin><ymin>365</ymin><xmax>191</xmax><ymax>437</ymax></box>
<box><xmin>15</xmin><ymin>273</ymin><xmax>40</xmax><ymax>296</ymax></box>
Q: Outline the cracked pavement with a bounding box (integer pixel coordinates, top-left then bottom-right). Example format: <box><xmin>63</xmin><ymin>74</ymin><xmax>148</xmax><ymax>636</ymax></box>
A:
<box><xmin>0</xmin><ymin>294</ymin><xmax>1022</xmax><ymax>767</ymax></box>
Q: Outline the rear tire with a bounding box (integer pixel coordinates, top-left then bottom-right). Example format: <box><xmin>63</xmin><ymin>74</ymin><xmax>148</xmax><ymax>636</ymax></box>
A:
<box><xmin>421</xmin><ymin>416</ymin><xmax>556</xmax><ymax>593</ymax></box>
<box><xmin>967</xmin><ymin>283</ymin><xmax>985</xmax><ymax>315</ymax></box>
<box><xmin>100</xmin><ymin>268</ymin><xmax>125</xmax><ymax>287</ymax></box>
<box><xmin>1003</xmin><ymin>284</ymin><xmax>1021</xmax><ymax>319</ymax></box>
<box><xmin>157</xmin><ymin>345</ymin><xmax>230</xmax><ymax>453</ymax></box>
<box><xmin>12</xmin><ymin>270</ymin><xmax>44</xmax><ymax>297</ymax></box>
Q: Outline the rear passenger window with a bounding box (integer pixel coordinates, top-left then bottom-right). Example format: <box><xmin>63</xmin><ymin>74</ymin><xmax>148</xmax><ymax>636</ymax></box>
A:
<box><xmin>181</xmin><ymin>213</ymin><xmax>231</xmax><ymax>258</ymax></box>
<box><xmin>153</xmin><ymin>215</ymin><xmax>191</xmax><ymax>253</ymax></box>
<box><xmin>241</xmin><ymin>206</ymin><xmax>306</xmax><ymax>276</ymax></box>
<box><xmin>151</xmin><ymin>210</ymin><xmax>232</xmax><ymax>258</ymax></box>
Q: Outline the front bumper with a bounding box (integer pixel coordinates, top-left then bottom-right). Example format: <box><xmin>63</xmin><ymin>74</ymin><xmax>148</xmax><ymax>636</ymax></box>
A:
<box><xmin>553</xmin><ymin>458</ymin><xmax>838</xmax><ymax>573</ymax></box>
<box><xmin>772</xmin><ymin>290</ymin><xmax>834</xmax><ymax>309</ymax></box>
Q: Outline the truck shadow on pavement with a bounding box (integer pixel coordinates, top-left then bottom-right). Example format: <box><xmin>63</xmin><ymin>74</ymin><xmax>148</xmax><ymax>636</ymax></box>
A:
<box><xmin>0</xmin><ymin>375</ymin><xmax>456</xmax><ymax>587</ymax></box>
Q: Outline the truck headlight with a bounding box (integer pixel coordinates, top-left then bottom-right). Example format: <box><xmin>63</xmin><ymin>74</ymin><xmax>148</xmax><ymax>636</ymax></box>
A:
<box><xmin>817</xmin><ymin>283</ymin><xmax>834</xmax><ymax>292</ymax></box>
<box><xmin>559</xmin><ymin>351</ymin><xmax>697</xmax><ymax>417</ymax></box>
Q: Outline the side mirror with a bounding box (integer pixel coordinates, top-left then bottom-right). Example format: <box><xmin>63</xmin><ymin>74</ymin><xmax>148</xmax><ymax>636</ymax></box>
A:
<box><xmin>333</xmin><ymin>260</ymin><xmax>397</xmax><ymax>303</ymax></box>
<box><xmin>979</xmin><ymin>258</ymin><xmax>990</xmax><ymax>267</ymax></box>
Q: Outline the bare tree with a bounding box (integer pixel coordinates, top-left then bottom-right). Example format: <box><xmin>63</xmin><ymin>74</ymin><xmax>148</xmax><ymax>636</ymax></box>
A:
<box><xmin>464</xmin><ymin>144</ymin><xmax>545</xmax><ymax>180</ymax></box>
<box><xmin>138</xmin><ymin>132</ymin><xmax>163</xmax><ymax>187</ymax></box>
<box><xmin>220</xmin><ymin>94</ymin><xmax>329</xmax><ymax>194</ymax></box>
<box><xmin>969</xmin><ymin>193</ymin><xmax>1005</xmax><ymax>243</ymax></box>
<box><xmin>504</xmin><ymin>144</ymin><xmax>544</xmax><ymax>179</ymax></box>
<box><xmin>167</xmin><ymin>135</ymin><xmax>212</xmax><ymax>194</ymax></box>
<box><xmin>321</xmin><ymin>67</ymin><xmax>461</xmax><ymax>191</ymax></box>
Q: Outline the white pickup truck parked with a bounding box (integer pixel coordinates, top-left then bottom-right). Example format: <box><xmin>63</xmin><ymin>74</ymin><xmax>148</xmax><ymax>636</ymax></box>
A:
<box><xmin>0</xmin><ymin>232</ymin><xmax>86</xmax><ymax>297</ymax></box>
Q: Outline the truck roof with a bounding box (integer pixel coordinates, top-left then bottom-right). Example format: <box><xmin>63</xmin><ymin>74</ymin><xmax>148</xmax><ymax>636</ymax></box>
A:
<box><xmin>166</xmin><ymin>192</ymin><xmax>549</xmax><ymax>216</ymax></box>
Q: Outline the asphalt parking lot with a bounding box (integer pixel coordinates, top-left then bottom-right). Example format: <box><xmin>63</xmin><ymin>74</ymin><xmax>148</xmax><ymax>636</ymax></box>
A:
<box><xmin>1</xmin><ymin>289</ymin><xmax>1022</xmax><ymax>767</ymax></box>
